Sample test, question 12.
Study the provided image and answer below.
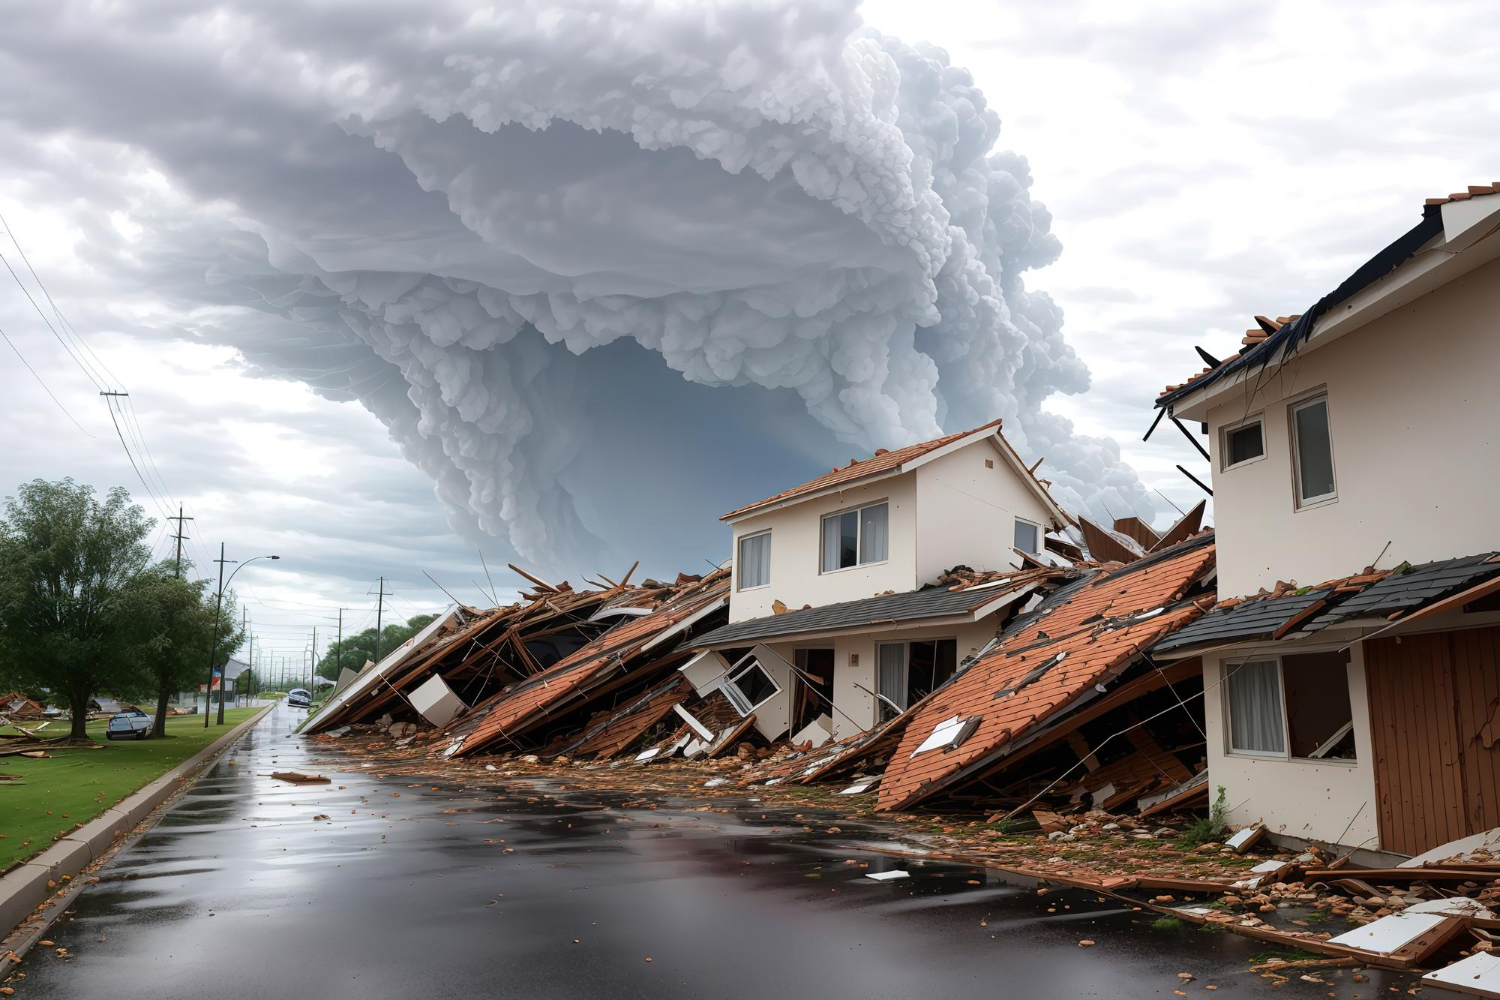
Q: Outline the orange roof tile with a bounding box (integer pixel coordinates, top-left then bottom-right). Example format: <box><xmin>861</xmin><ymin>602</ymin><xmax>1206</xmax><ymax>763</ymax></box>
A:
<box><xmin>721</xmin><ymin>419</ymin><xmax>1004</xmax><ymax>520</ymax></box>
<box><xmin>875</xmin><ymin>539</ymin><xmax>1216</xmax><ymax>813</ymax></box>
<box><xmin>454</xmin><ymin>572</ymin><xmax>729</xmax><ymax>755</ymax></box>
<box><xmin>1425</xmin><ymin>183</ymin><xmax>1500</xmax><ymax>206</ymax></box>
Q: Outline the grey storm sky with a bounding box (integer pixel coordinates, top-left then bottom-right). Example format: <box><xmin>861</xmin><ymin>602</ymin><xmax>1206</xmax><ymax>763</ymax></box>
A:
<box><xmin>0</xmin><ymin>0</ymin><xmax>1496</xmax><ymax>668</ymax></box>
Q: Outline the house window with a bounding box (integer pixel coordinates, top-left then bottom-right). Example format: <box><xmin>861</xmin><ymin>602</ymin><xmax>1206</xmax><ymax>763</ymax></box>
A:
<box><xmin>1013</xmin><ymin>518</ymin><xmax>1039</xmax><ymax>555</ymax></box>
<box><xmin>1222</xmin><ymin>418</ymin><xmax>1265</xmax><ymax>470</ymax></box>
<box><xmin>1282</xmin><ymin>651</ymin><xmax>1355</xmax><ymax>759</ymax></box>
<box><xmin>724</xmin><ymin>654</ymin><xmax>780</xmax><ymax>715</ymax></box>
<box><xmin>1224</xmin><ymin>652</ymin><xmax>1355</xmax><ymax>760</ymax></box>
<box><xmin>1225</xmin><ymin>660</ymin><xmax>1286</xmax><ymax>755</ymax></box>
<box><xmin>1290</xmin><ymin>394</ymin><xmax>1336</xmax><ymax>505</ymax></box>
<box><xmin>876</xmin><ymin>638</ymin><xmax>957</xmax><ymax>721</ymax></box>
<box><xmin>737</xmin><ymin>530</ymin><xmax>771</xmax><ymax>590</ymax></box>
<box><xmin>820</xmin><ymin>501</ymin><xmax>888</xmax><ymax>572</ymax></box>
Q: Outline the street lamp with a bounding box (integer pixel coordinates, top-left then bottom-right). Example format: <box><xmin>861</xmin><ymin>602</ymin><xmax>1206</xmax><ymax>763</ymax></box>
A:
<box><xmin>204</xmin><ymin>546</ymin><xmax>281</xmax><ymax>728</ymax></box>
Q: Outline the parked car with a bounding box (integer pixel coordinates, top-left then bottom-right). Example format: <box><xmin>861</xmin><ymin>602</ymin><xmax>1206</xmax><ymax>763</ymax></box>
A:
<box><xmin>286</xmin><ymin>688</ymin><xmax>311</xmax><ymax>708</ymax></box>
<box><xmin>105</xmin><ymin>709</ymin><xmax>153</xmax><ymax>740</ymax></box>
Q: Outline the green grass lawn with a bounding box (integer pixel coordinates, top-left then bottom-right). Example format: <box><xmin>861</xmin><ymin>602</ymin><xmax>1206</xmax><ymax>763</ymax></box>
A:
<box><xmin>0</xmin><ymin>707</ymin><xmax>262</xmax><ymax>870</ymax></box>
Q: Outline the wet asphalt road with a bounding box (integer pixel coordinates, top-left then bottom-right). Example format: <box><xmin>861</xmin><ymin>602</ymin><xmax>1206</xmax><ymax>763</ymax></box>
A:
<box><xmin>11</xmin><ymin>704</ymin><xmax>1409</xmax><ymax>998</ymax></box>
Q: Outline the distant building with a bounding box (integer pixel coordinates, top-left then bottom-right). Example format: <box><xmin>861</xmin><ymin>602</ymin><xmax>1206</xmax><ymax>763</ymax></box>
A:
<box><xmin>683</xmin><ymin>419</ymin><xmax>1068</xmax><ymax>745</ymax></box>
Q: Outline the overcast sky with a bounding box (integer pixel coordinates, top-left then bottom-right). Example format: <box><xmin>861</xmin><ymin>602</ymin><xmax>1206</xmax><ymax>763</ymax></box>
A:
<box><xmin>1</xmin><ymin>0</ymin><xmax>1496</xmax><ymax>674</ymax></box>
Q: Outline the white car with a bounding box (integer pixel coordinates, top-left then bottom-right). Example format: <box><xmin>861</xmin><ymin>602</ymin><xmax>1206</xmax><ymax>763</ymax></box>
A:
<box><xmin>286</xmin><ymin>688</ymin><xmax>311</xmax><ymax>708</ymax></box>
<box><xmin>106</xmin><ymin>709</ymin><xmax>153</xmax><ymax>740</ymax></box>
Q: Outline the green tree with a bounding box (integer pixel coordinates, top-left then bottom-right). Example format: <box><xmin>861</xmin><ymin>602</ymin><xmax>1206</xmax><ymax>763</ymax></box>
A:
<box><xmin>316</xmin><ymin>614</ymin><xmax>436</xmax><ymax>679</ymax></box>
<box><xmin>0</xmin><ymin>479</ymin><xmax>155</xmax><ymax>739</ymax></box>
<box><xmin>118</xmin><ymin>564</ymin><xmax>244</xmax><ymax>737</ymax></box>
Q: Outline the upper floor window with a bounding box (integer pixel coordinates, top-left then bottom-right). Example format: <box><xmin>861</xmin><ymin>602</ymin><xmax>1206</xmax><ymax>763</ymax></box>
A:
<box><xmin>1013</xmin><ymin>518</ymin><xmax>1039</xmax><ymax>555</ymax></box>
<box><xmin>1222</xmin><ymin>417</ymin><xmax>1265</xmax><ymax>470</ymax></box>
<box><xmin>737</xmin><ymin>530</ymin><xmax>771</xmax><ymax>590</ymax></box>
<box><xmin>821</xmin><ymin>501</ymin><xmax>888</xmax><ymax>572</ymax></box>
<box><xmin>1290</xmin><ymin>393</ymin><xmax>1336</xmax><ymax>506</ymax></box>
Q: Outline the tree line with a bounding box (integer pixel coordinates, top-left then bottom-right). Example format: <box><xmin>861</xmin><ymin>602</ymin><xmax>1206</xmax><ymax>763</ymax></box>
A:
<box><xmin>0</xmin><ymin>479</ymin><xmax>244</xmax><ymax>740</ymax></box>
<box><xmin>314</xmin><ymin>614</ymin><xmax>436</xmax><ymax>682</ymax></box>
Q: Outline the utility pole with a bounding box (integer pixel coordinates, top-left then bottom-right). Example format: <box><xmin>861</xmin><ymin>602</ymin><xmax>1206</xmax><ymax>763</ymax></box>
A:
<box><xmin>336</xmin><ymin>608</ymin><xmax>344</xmax><ymax>678</ymax></box>
<box><xmin>241</xmin><ymin>607</ymin><xmax>249</xmax><ymax>708</ymax></box>
<box><xmin>167</xmin><ymin>505</ymin><xmax>193</xmax><ymax>578</ymax></box>
<box><xmin>205</xmin><ymin>543</ymin><xmax>231</xmax><ymax>729</ymax></box>
<box><xmin>373</xmin><ymin>577</ymin><xmax>385</xmax><ymax>665</ymax></box>
<box><xmin>311</xmin><ymin>625</ymin><xmax>318</xmax><ymax>694</ymax></box>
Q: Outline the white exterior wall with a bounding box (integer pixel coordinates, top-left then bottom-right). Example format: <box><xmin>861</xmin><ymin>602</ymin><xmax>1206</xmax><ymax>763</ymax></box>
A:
<box><xmin>1201</xmin><ymin>645</ymin><xmax>1379</xmax><ymax>848</ymax></box>
<box><xmin>1204</xmin><ymin>254</ymin><xmax>1500</xmax><ymax>597</ymax></box>
<box><xmin>764</xmin><ymin>618</ymin><xmax>1000</xmax><ymax>740</ymax></box>
<box><xmin>913</xmin><ymin>443</ymin><xmax>1052</xmax><ymax>582</ymax></box>
<box><xmin>727</xmin><ymin>473</ymin><xmax>918</xmax><ymax>623</ymax></box>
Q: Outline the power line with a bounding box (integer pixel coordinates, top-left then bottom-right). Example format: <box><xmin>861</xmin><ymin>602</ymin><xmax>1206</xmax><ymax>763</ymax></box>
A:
<box><xmin>101</xmin><ymin>392</ymin><xmax>173</xmax><ymax>521</ymax></box>
<box><xmin>0</xmin><ymin>210</ymin><xmax>124</xmax><ymax>388</ymax></box>
<box><xmin>0</xmin><ymin>248</ymin><xmax>108</xmax><ymax>391</ymax></box>
<box><xmin>0</xmin><ymin>322</ymin><xmax>95</xmax><ymax>436</ymax></box>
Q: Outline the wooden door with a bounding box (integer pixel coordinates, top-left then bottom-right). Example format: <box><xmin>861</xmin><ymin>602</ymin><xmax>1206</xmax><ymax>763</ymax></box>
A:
<box><xmin>1364</xmin><ymin>626</ymin><xmax>1500</xmax><ymax>855</ymax></box>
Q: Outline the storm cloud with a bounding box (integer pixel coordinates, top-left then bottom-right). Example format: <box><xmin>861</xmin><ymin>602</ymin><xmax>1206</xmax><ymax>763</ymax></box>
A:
<box><xmin>1</xmin><ymin>0</ymin><xmax>1157</xmax><ymax>572</ymax></box>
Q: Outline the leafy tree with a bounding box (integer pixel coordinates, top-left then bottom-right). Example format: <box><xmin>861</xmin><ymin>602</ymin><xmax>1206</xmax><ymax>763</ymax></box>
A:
<box><xmin>0</xmin><ymin>479</ymin><xmax>154</xmax><ymax>739</ymax></box>
<box><xmin>316</xmin><ymin>614</ymin><xmax>436</xmax><ymax>680</ymax></box>
<box><xmin>118</xmin><ymin>564</ymin><xmax>244</xmax><ymax>737</ymax></box>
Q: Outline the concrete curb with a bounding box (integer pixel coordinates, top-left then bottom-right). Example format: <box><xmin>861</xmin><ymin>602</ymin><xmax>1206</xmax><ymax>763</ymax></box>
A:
<box><xmin>0</xmin><ymin>703</ymin><xmax>275</xmax><ymax>940</ymax></box>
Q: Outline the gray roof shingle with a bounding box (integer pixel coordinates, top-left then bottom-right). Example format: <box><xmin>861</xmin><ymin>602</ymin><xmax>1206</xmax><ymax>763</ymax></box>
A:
<box><xmin>1305</xmin><ymin>552</ymin><xmax>1500</xmax><ymax>630</ymax></box>
<box><xmin>1152</xmin><ymin>589</ymin><xmax>1332</xmax><ymax>653</ymax></box>
<box><xmin>692</xmin><ymin>579</ymin><xmax>1040</xmax><ymax>649</ymax></box>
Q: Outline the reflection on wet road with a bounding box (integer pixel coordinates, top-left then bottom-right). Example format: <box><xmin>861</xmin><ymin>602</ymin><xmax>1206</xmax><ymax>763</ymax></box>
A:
<box><xmin>14</xmin><ymin>704</ymin><xmax>1325</xmax><ymax>998</ymax></box>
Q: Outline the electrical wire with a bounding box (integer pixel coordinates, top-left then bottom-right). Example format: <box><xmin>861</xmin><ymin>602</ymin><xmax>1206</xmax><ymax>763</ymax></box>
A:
<box><xmin>0</xmin><ymin>322</ymin><xmax>95</xmax><ymax>436</ymax></box>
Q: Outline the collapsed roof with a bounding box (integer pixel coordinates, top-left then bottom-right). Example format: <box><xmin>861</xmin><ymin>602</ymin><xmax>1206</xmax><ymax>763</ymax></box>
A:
<box><xmin>876</xmin><ymin>534</ymin><xmax>1217</xmax><ymax>812</ymax></box>
<box><xmin>445</xmin><ymin>570</ymin><xmax>731</xmax><ymax>756</ymax></box>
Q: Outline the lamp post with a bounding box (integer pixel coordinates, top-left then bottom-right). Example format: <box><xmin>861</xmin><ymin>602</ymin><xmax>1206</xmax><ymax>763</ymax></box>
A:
<box><xmin>204</xmin><ymin>546</ymin><xmax>281</xmax><ymax>728</ymax></box>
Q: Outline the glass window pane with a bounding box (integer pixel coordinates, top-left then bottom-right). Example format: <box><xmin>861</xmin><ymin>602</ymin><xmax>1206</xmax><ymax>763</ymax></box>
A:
<box><xmin>821</xmin><ymin>514</ymin><xmax>841</xmax><ymax>572</ymax></box>
<box><xmin>738</xmin><ymin>532</ymin><xmax>770</xmax><ymax>589</ymax></box>
<box><xmin>839</xmin><ymin>510</ymin><xmax>858</xmax><ymax>569</ymax></box>
<box><xmin>1013</xmin><ymin>519</ymin><xmax>1038</xmax><ymax>554</ymax></box>
<box><xmin>1227</xmin><ymin>423</ymin><xmax>1264</xmax><ymax>465</ymax></box>
<box><xmin>1226</xmin><ymin>660</ymin><xmax>1286</xmax><ymax>754</ymax></box>
<box><xmin>1294</xmin><ymin>399</ymin><xmax>1335</xmax><ymax>501</ymax></box>
<box><xmin>860</xmin><ymin>503</ymin><xmax>888</xmax><ymax>563</ymax></box>
<box><xmin>877</xmin><ymin>643</ymin><xmax>908</xmax><ymax>717</ymax></box>
<box><xmin>732</xmin><ymin>661</ymin><xmax>777</xmax><ymax>708</ymax></box>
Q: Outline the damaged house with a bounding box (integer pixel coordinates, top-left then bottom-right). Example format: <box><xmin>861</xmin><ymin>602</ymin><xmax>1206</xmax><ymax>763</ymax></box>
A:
<box><xmin>1149</xmin><ymin>184</ymin><xmax>1500</xmax><ymax>856</ymax></box>
<box><xmin>679</xmin><ymin>419</ymin><xmax>1072</xmax><ymax>748</ymax></box>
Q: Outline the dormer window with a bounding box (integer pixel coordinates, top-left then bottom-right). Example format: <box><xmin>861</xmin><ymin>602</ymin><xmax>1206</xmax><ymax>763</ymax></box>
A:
<box><xmin>821</xmin><ymin>502</ymin><xmax>888</xmax><ymax>572</ymax></box>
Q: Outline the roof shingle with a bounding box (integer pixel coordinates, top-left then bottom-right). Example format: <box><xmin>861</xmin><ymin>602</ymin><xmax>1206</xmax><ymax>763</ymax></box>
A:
<box><xmin>876</xmin><ymin>538</ymin><xmax>1216</xmax><ymax>812</ymax></box>
<box><xmin>720</xmin><ymin>419</ymin><xmax>1003</xmax><ymax>521</ymax></box>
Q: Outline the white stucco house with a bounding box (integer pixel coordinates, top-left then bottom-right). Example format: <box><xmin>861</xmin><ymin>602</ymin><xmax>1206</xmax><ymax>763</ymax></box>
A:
<box><xmin>680</xmin><ymin>419</ymin><xmax>1068</xmax><ymax>746</ymax></box>
<box><xmin>1150</xmin><ymin>184</ymin><xmax>1500</xmax><ymax>857</ymax></box>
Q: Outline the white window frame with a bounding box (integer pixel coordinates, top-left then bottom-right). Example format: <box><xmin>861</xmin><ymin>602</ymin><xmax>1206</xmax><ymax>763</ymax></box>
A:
<box><xmin>1013</xmin><ymin>517</ymin><xmax>1041</xmax><ymax>555</ymax></box>
<box><xmin>1223</xmin><ymin>657</ymin><xmax>1288</xmax><ymax>758</ymax></box>
<box><xmin>819</xmin><ymin>500</ymin><xmax>889</xmax><ymax>574</ymax></box>
<box><xmin>1221</xmin><ymin>653</ymin><xmax>1358</xmax><ymax>764</ymax></box>
<box><xmin>736</xmin><ymin>529</ymin><xmax>772</xmax><ymax>592</ymax></box>
<box><xmin>724</xmin><ymin>653</ymin><xmax>781</xmax><ymax>715</ymax></box>
<box><xmin>1289</xmin><ymin>391</ymin><xmax>1337</xmax><ymax>509</ymax></box>
<box><xmin>1220</xmin><ymin>413</ymin><xmax>1267</xmax><ymax>472</ymax></box>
